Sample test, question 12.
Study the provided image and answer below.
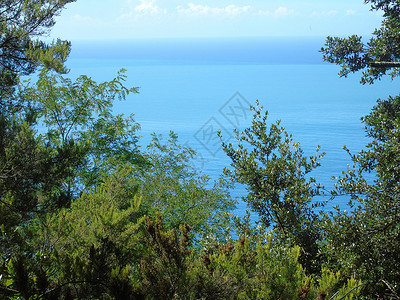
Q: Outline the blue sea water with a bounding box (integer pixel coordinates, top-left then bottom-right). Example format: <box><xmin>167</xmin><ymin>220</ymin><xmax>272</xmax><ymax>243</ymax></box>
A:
<box><xmin>65</xmin><ymin>37</ymin><xmax>399</xmax><ymax>215</ymax></box>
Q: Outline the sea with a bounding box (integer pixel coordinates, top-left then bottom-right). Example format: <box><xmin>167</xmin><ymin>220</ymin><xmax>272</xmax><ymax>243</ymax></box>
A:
<box><xmin>64</xmin><ymin>37</ymin><xmax>400</xmax><ymax>216</ymax></box>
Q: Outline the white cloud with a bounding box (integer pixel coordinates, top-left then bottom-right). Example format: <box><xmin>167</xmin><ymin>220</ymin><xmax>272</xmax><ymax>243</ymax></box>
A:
<box><xmin>346</xmin><ymin>9</ymin><xmax>356</xmax><ymax>15</ymax></box>
<box><xmin>258</xmin><ymin>6</ymin><xmax>295</xmax><ymax>17</ymax></box>
<box><xmin>176</xmin><ymin>3</ymin><xmax>252</xmax><ymax>17</ymax></box>
<box><xmin>311</xmin><ymin>10</ymin><xmax>338</xmax><ymax>17</ymax></box>
<box><xmin>118</xmin><ymin>0</ymin><xmax>166</xmax><ymax>20</ymax></box>
<box><xmin>134</xmin><ymin>0</ymin><xmax>163</xmax><ymax>15</ymax></box>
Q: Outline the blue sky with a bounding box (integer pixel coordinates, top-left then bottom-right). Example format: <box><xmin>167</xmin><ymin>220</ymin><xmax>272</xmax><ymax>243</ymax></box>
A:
<box><xmin>50</xmin><ymin>0</ymin><xmax>383</xmax><ymax>40</ymax></box>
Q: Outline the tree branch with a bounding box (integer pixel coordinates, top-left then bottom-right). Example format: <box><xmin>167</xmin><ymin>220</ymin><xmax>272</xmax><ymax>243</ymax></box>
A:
<box><xmin>368</xmin><ymin>61</ymin><xmax>400</xmax><ymax>67</ymax></box>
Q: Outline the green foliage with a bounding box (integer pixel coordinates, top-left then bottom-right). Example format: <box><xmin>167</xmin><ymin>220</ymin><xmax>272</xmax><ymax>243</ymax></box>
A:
<box><xmin>367</xmin><ymin>0</ymin><xmax>400</xmax><ymax>16</ymax></box>
<box><xmin>0</xmin><ymin>37</ymin><xmax>236</xmax><ymax>300</ymax></box>
<box><xmin>22</xmin><ymin>68</ymin><xmax>144</xmax><ymax>190</ymax></box>
<box><xmin>45</xmin><ymin>166</ymin><xmax>144</xmax><ymax>256</ymax></box>
<box><xmin>198</xmin><ymin>236</ymin><xmax>308</xmax><ymax>299</ymax></box>
<box><xmin>322</xmin><ymin>95</ymin><xmax>400</xmax><ymax>297</ymax></box>
<box><xmin>26</xmin><ymin>39</ymin><xmax>72</xmax><ymax>74</ymax></box>
<box><xmin>1</xmin><ymin>166</ymin><xmax>146</xmax><ymax>299</ymax></box>
<box><xmin>80</xmin><ymin>113</ymin><xmax>147</xmax><ymax>186</ymax></box>
<box><xmin>134</xmin><ymin>131</ymin><xmax>236</xmax><ymax>239</ymax></box>
<box><xmin>25</xmin><ymin>68</ymin><xmax>138</xmax><ymax>144</ymax></box>
<box><xmin>0</xmin><ymin>0</ymin><xmax>381</xmax><ymax>298</ymax></box>
<box><xmin>321</xmin><ymin>35</ymin><xmax>367</xmax><ymax>79</ymax></box>
<box><xmin>0</xmin><ymin>3</ymin><xmax>78</xmax><ymax>294</ymax></box>
<box><xmin>140</xmin><ymin>216</ymin><xmax>193</xmax><ymax>299</ymax></box>
<box><xmin>139</xmin><ymin>217</ymin><xmax>361</xmax><ymax>300</ymax></box>
<box><xmin>219</xmin><ymin>100</ymin><xmax>325</xmax><ymax>273</ymax></box>
<box><xmin>0</xmin><ymin>0</ymin><xmax>74</xmax><ymax>112</ymax></box>
<box><xmin>0</xmin><ymin>3</ymin><xmax>151</xmax><ymax>294</ymax></box>
<box><xmin>0</xmin><ymin>115</ymin><xmax>87</xmax><ymax>278</ymax></box>
<box><xmin>321</xmin><ymin>0</ymin><xmax>400</xmax><ymax>84</ymax></box>
<box><xmin>0</xmin><ymin>66</ymin><xmax>142</xmax><ymax>284</ymax></box>
<box><xmin>320</xmin><ymin>0</ymin><xmax>400</xmax><ymax>297</ymax></box>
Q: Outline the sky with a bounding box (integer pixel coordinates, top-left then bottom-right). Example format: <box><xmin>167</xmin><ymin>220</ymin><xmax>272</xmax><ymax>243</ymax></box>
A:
<box><xmin>49</xmin><ymin>0</ymin><xmax>383</xmax><ymax>40</ymax></box>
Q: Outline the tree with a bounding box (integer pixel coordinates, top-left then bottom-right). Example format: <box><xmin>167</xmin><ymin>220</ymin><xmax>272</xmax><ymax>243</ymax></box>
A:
<box><xmin>1</xmin><ymin>164</ymin><xmax>147</xmax><ymax>299</ymax></box>
<box><xmin>321</xmin><ymin>0</ymin><xmax>400</xmax><ymax>84</ymax></box>
<box><xmin>133</xmin><ymin>131</ymin><xmax>236</xmax><ymax>239</ymax></box>
<box><xmin>0</xmin><ymin>0</ymin><xmax>74</xmax><ymax>112</ymax></box>
<box><xmin>0</xmin><ymin>67</ymin><xmax>140</xmax><ymax>221</ymax></box>
<box><xmin>0</xmin><ymin>66</ymin><xmax>145</xmax><ymax>295</ymax></box>
<box><xmin>0</xmin><ymin>0</ymin><xmax>75</xmax><ymax>258</ymax></box>
<box><xmin>0</xmin><ymin>0</ymin><xmax>78</xmax><ymax>226</ymax></box>
<box><xmin>0</xmin><ymin>1</ymin><xmax>77</xmax><ymax>212</ymax></box>
<box><xmin>322</xmin><ymin>95</ymin><xmax>400</xmax><ymax>298</ymax></box>
<box><xmin>23</xmin><ymin>68</ymin><xmax>142</xmax><ymax>192</ymax></box>
<box><xmin>140</xmin><ymin>217</ymin><xmax>362</xmax><ymax>300</ymax></box>
<box><xmin>0</xmin><ymin>2</ymin><xmax>83</xmax><ymax>297</ymax></box>
<box><xmin>320</xmin><ymin>0</ymin><xmax>400</xmax><ymax>297</ymax></box>
<box><xmin>219</xmin><ymin>100</ymin><xmax>325</xmax><ymax>274</ymax></box>
<box><xmin>0</xmin><ymin>3</ymin><xmax>148</xmax><ymax>296</ymax></box>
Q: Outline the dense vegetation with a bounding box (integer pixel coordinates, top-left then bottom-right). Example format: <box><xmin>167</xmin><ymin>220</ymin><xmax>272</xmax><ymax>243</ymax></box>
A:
<box><xmin>0</xmin><ymin>0</ymin><xmax>399</xmax><ymax>298</ymax></box>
